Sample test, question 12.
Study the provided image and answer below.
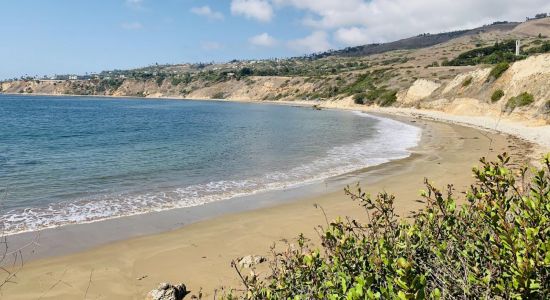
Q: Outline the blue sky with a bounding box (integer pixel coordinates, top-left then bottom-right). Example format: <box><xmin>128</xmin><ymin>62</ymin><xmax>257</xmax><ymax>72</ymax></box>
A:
<box><xmin>1</xmin><ymin>0</ymin><xmax>549</xmax><ymax>80</ymax></box>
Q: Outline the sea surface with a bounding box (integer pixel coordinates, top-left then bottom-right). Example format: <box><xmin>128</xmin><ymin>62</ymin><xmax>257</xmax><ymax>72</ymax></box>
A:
<box><xmin>0</xmin><ymin>95</ymin><xmax>421</xmax><ymax>234</ymax></box>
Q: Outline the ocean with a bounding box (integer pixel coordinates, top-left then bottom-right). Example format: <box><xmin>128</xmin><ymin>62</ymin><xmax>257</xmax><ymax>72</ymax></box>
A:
<box><xmin>0</xmin><ymin>94</ymin><xmax>421</xmax><ymax>234</ymax></box>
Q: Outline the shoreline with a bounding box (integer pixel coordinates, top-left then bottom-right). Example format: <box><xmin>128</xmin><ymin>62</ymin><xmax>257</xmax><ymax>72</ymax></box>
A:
<box><xmin>2</xmin><ymin>112</ymin><xmax>536</xmax><ymax>299</ymax></box>
<box><xmin>5</xmin><ymin>110</ymin><xmax>421</xmax><ymax>260</ymax></box>
<box><xmin>2</xmin><ymin>92</ymin><xmax>549</xmax><ymax>151</ymax></box>
<box><xmin>2</xmin><ymin>94</ymin><xmax>547</xmax><ymax>239</ymax></box>
<box><xmin>2</xmin><ymin>94</ymin><xmax>547</xmax><ymax>258</ymax></box>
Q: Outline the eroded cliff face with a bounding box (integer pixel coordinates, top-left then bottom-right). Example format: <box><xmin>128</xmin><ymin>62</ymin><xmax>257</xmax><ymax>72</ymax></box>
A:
<box><xmin>0</xmin><ymin>75</ymin><xmax>318</xmax><ymax>102</ymax></box>
<box><xmin>2</xmin><ymin>54</ymin><xmax>549</xmax><ymax>123</ymax></box>
<box><xmin>395</xmin><ymin>54</ymin><xmax>550</xmax><ymax>123</ymax></box>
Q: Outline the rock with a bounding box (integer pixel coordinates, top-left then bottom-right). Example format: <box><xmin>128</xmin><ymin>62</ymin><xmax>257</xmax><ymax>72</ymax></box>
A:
<box><xmin>400</xmin><ymin>79</ymin><xmax>441</xmax><ymax>104</ymax></box>
<box><xmin>237</xmin><ymin>255</ymin><xmax>267</xmax><ymax>268</ymax></box>
<box><xmin>146</xmin><ymin>282</ymin><xmax>189</xmax><ymax>300</ymax></box>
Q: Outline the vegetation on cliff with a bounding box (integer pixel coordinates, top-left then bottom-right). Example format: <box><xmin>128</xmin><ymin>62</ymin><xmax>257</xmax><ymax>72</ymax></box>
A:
<box><xmin>488</xmin><ymin>62</ymin><xmax>510</xmax><ymax>81</ymax></box>
<box><xmin>444</xmin><ymin>41</ymin><xmax>523</xmax><ymax>66</ymax></box>
<box><xmin>491</xmin><ymin>89</ymin><xmax>505</xmax><ymax>102</ymax></box>
<box><xmin>506</xmin><ymin>92</ymin><xmax>535</xmax><ymax>110</ymax></box>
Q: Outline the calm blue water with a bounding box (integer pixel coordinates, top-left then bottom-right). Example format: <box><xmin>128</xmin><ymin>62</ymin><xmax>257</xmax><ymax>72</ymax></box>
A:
<box><xmin>0</xmin><ymin>94</ymin><xmax>420</xmax><ymax>234</ymax></box>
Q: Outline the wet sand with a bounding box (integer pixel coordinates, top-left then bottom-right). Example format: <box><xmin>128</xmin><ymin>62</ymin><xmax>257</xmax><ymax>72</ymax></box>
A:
<box><xmin>1</xmin><ymin>115</ymin><xmax>533</xmax><ymax>299</ymax></box>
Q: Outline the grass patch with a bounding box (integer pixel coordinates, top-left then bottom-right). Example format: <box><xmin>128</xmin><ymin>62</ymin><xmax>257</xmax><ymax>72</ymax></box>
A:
<box><xmin>212</xmin><ymin>92</ymin><xmax>226</xmax><ymax>99</ymax></box>
<box><xmin>341</xmin><ymin>73</ymin><xmax>374</xmax><ymax>95</ymax></box>
<box><xmin>488</xmin><ymin>62</ymin><xmax>510</xmax><ymax>81</ymax></box>
<box><xmin>506</xmin><ymin>92</ymin><xmax>534</xmax><ymax>110</ymax></box>
<box><xmin>353</xmin><ymin>93</ymin><xmax>366</xmax><ymax>104</ymax></box>
<box><xmin>491</xmin><ymin>89</ymin><xmax>505</xmax><ymax>102</ymax></box>
<box><xmin>461</xmin><ymin>76</ymin><xmax>473</xmax><ymax>87</ymax></box>
<box><xmin>377</xmin><ymin>90</ymin><xmax>397</xmax><ymax>106</ymax></box>
<box><xmin>362</xmin><ymin>88</ymin><xmax>398</xmax><ymax>107</ymax></box>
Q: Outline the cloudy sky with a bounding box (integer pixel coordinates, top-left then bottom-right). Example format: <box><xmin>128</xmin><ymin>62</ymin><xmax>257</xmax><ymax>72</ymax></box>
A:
<box><xmin>1</xmin><ymin>0</ymin><xmax>549</xmax><ymax>79</ymax></box>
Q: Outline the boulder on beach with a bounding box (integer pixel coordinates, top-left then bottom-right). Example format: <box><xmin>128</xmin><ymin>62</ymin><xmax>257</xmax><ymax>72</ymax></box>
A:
<box><xmin>146</xmin><ymin>282</ymin><xmax>189</xmax><ymax>300</ymax></box>
<box><xmin>236</xmin><ymin>255</ymin><xmax>267</xmax><ymax>268</ymax></box>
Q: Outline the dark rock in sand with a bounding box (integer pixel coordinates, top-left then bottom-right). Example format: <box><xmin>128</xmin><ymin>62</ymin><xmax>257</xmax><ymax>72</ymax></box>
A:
<box><xmin>147</xmin><ymin>282</ymin><xmax>190</xmax><ymax>300</ymax></box>
<box><xmin>237</xmin><ymin>255</ymin><xmax>267</xmax><ymax>268</ymax></box>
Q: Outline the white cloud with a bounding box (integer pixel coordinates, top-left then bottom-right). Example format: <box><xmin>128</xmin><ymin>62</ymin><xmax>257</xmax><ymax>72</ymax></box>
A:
<box><xmin>125</xmin><ymin>0</ymin><xmax>143</xmax><ymax>9</ymax></box>
<box><xmin>191</xmin><ymin>6</ymin><xmax>224</xmax><ymax>21</ymax></box>
<box><xmin>231</xmin><ymin>0</ymin><xmax>273</xmax><ymax>22</ymax></box>
<box><xmin>334</xmin><ymin>27</ymin><xmax>370</xmax><ymax>46</ymax></box>
<box><xmin>201</xmin><ymin>41</ymin><xmax>223</xmax><ymax>50</ymax></box>
<box><xmin>287</xmin><ymin>31</ymin><xmax>332</xmax><ymax>53</ymax></box>
<box><xmin>274</xmin><ymin>0</ymin><xmax>550</xmax><ymax>45</ymax></box>
<box><xmin>249</xmin><ymin>33</ymin><xmax>278</xmax><ymax>47</ymax></box>
<box><xmin>121</xmin><ymin>22</ymin><xmax>143</xmax><ymax>30</ymax></box>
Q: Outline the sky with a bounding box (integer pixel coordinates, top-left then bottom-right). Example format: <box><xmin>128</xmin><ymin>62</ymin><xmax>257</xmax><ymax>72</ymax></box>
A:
<box><xmin>1</xmin><ymin>0</ymin><xmax>550</xmax><ymax>80</ymax></box>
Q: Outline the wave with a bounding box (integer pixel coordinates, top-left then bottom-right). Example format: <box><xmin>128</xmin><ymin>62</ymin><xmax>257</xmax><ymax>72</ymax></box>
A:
<box><xmin>0</xmin><ymin>113</ymin><xmax>421</xmax><ymax>235</ymax></box>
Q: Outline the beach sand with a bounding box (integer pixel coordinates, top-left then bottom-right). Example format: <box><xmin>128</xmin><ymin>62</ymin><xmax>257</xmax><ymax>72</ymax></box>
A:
<box><xmin>1</xmin><ymin>115</ymin><xmax>535</xmax><ymax>299</ymax></box>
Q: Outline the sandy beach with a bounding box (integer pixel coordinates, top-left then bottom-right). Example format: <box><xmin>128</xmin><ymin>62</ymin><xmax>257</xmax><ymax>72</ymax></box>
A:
<box><xmin>3</xmin><ymin>3</ymin><xmax>550</xmax><ymax>298</ymax></box>
<box><xmin>1</xmin><ymin>112</ymin><xmax>538</xmax><ymax>299</ymax></box>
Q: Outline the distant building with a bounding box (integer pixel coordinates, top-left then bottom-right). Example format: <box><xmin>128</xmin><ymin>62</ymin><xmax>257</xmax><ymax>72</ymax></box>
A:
<box><xmin>68</xmin><ymin>75</ymin><xmax>78</xmax><ymax>80</ymax></box>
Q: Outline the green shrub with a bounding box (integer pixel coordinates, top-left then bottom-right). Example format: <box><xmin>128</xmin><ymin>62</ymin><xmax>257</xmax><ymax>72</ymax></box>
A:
<box><xmin>526</xmin><ymin>41</ymin><xmax>550</xmax><ymax>54</ymax></box>
<box><xmin>226</xmin><ymin>153</ymin><xmax>550</xmax><ymax>299</ymax></box>
<box><xmin>461</xmin><ymin>76</ymin><xmax>473</xmax><ymax>87</ymax></box>
<box><xmin>212</xmin><ymin>92</ymin><xmax>226</xmax><ymax>99</ymax></box>
<box><xmin>341</xmin><ymin>73</ymin><xmax>374</xmax><ymax>95</ymax></box>
<box><xmin>365</xmin><ymin>89</ymin><xmax>383</xmax><ymax>101</ymax></box>
<box><xmin>170</xmin><ymin>75</ymin><xmax>191</xmax><ymax>86</ymax></box>
<box><xmin>488</xmin><ymin>62</ymin><xmax>510</xmax><ymax>81</ymax></box>
<box><xmin>353</xmin><ymin>93</ymin><xmax>366</xmax><ymax>104</ymax></box>
<box><xmin>359</xmin><ymin>88</ymin><xmax>397</xmax><ymax>107</ymax></box>
<box><xmin>99</xmin><ymin>78</ymin><xmax>124</xmax><ymax>91</ymax></box>
<box><xmin>156</xmin><ymin>76</ymin><xmax>165</xmax><ymax>87</ymax></box>
<box><xmin>506</xmin><ymin>92</ymin><xmax>535</xmax><ymax>110</ymax></box>
<box><xmin>491</xmin><ymin>89</ymin><xmax>504</xmax><ymax>102</ymax></box>
<box><xmin>444</xmin><ymin>41</ymin><xmax>519</xmax><ymax>66</ymax></box>
<box><xmin>378</xmin><ymin>90</ymin><xmax>397</xmax><ymax>107</ymax></box>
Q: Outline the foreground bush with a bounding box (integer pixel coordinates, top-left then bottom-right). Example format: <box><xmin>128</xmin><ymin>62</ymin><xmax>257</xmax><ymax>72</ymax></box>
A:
<box><xmin>226</xmin><ymin>153</ymin><xmax>550</xmax><ymax>299</ymax></box>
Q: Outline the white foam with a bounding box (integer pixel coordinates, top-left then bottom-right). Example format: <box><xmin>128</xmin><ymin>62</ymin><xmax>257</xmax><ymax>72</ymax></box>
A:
<box><xmin>0</xmin><ymin>113</ymin><xmax>421</xmax><ymax>235</ymax></box>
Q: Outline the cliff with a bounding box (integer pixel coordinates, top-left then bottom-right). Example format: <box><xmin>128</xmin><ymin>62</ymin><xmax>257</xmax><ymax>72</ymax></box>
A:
<box><xmin>2</xmin><ymin>18</ymin><xmax>549</xmax><ymax>125</ymax></box>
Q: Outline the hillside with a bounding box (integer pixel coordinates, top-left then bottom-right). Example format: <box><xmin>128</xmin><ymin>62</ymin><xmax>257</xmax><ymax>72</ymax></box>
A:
<box><xmin>2</xmin><ymin>18</ymin><xmax>550</xmax><ymax>125</ymax></box>
<box><xmin>317</xmin><ymin>22</ymin><xmax>520</xmax><ymax>58</ymax></box>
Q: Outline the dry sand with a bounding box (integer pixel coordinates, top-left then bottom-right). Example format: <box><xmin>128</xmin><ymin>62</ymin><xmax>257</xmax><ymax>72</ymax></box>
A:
<box><xmin>1</xmin><ymin>114</ymin><xmax>536</xmax><ymax>299</ymax></box>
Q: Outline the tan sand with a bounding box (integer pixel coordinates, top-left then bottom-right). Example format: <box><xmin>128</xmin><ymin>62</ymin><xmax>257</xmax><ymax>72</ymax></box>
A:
<box><xmin>1</xmin><ymin>116</ymin><xmax>534</xmax><ymax>299</ymax></box>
